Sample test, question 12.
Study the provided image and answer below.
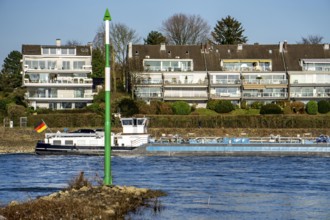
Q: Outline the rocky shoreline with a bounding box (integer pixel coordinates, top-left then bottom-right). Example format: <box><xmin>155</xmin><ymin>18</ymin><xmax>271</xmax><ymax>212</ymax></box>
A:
<box><xmin>0</xmin><ymin>185</ymin><xmax>165</xmax><ymax>219</ymax></box>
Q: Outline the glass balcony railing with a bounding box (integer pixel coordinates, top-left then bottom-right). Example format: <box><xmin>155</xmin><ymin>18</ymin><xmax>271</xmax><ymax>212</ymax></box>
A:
<box><xmin>135</xmin><ymin>92</ymin><xmax>162</xmax><ymax>98</ymax></box>
<box><xmin>242</xmin><ymin>92</ymin><xmax>287</xmax><ymax>98</ymax></box>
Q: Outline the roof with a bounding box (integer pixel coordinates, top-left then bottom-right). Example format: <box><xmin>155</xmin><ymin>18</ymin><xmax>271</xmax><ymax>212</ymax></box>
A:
<box><xmin>129</xmin><ymin>43</ymin><xmax>330</xmax><ymax>72</ymax></box>
<box><xmin>22</xmin><ymin>44</ymin><xmax>92</xmax><ymax>56</ymax></box>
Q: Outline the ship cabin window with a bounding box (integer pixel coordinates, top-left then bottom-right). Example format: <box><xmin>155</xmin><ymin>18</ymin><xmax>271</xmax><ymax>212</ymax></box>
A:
<box><xmin>53</xmin><ymin>140</ymin><xmax>61</xmax><ymax>145</ymax></box>
<box><xmin>137</xmin><ymin>119</ymin><xmax>145</xmax><ymax>125</ymax></box>
<box><xmin>122</xmin><ymin>119</ymin><xmax>133</xmax><ymax>125</ymax></box>
<box><xmin>65</xmin><ymin>140</ymin><xmax>74</xmax><ymax>146</ymax></box>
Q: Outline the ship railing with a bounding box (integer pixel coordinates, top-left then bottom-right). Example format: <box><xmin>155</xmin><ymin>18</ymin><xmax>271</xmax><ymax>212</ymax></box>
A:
<box><xmin>131</xmin><ymin>136</ymin><xmax>149</xmax><ymax>146</ymax></box>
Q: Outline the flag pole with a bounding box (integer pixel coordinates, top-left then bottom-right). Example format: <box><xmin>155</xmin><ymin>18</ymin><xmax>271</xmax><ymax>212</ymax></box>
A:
<box><xmin>104</xmin><ymin>8</ymin><xmax>112</xmax><ymax>186</ymax></box>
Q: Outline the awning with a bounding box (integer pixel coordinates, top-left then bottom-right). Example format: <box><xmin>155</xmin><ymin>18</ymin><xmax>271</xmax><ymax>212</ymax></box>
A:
<box><xmin>301</xmin><ymin>59</ymin><xmax>330</xmax><ymax>64</ymax></box>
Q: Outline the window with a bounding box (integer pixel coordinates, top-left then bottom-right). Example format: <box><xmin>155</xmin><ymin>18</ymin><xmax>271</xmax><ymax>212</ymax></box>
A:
<box><xmin>222</xmin><ymin>59</ymin><xmax>272</xmax><ymax>71</ymax></box>
<box><xmin>42</xmin><ymin>48</ymin><xmax>49</xmax><ymax>55</ymax></box>
<box><xmin>143</xmin><ymin>59</ymin><xmax>193</xmax><ymax>71</ymax></box>
<box><xmin>62</xmin><ymin>61</ymin><xmax>70</xmax><ymax>70</ymax></box>
<box><xmin>302</xmin><ymin>59</ymin><xmax>330</xmax><ymax>71</ymax></box>
<box><xmin>50</xmin><ymin>48</ymin><xmax>56</xmax><ymax>54</ymax></box>
<box><xmin>61</xmin><ymin>102</ymin><xmax>72</xmax><ymax>109</ymax></box>
<box><xmin>73</xmin><ymin>61</ymin><xmax>85</xmax><ymax>69</ymax></box>
<box><xmin>74</xmin><ymin>89</ymin><xmax>84</xmax><ymax>98</ymax></box>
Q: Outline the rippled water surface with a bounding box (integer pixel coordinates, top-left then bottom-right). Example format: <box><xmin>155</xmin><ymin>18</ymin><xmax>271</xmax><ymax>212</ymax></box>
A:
<box><xmin>1</xmin><ymin>154</ymin><xmax>330</xmax><ymax>219</ymax></box>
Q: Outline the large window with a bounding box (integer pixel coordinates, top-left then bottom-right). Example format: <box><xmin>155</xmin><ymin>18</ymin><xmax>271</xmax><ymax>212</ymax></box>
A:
<box><xmin>222</xmin><ymin>59</ymin><xmax>272</xmax><ymax>72</ymax></box>
<box><xmin>62</xmin><ymin>61</ymin><xmax>70</xmax><ymax>70</ymax></box>
<box><xmin>302</xmin><ymin>59</ymin><xmax>330</xmax><ymax>71</ymax></box>
<box><xmin>73</xmin><ymin>61</ymin><xmax>85</xmax><ymax>69</ymax></box>
<box><xmin>42</xmin><ymin>48</ymin><xmax>76</xmax><ymax>55</ymax></box>
<box><xmin>144</xmin><ymin>59</ymin><xmax>193</xmax><ymax>72</ymax></box>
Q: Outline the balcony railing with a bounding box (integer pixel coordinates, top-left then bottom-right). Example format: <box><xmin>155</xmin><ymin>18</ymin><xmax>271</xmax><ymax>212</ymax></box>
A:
<box><xmin>24</xmin><ymin>65</ymin><xmax>92</xmax><ymax>71</ymax></box>
<box><xmin>164</xmin><ymin>79</ymin><xmax>208</xmax><ymax>85</ymax></box>
<box><xmin>136</xmin><ymin>79</ymin><xmax>163</xmax><ymax>85</ymax></box>
<box><xmin>164</xmin><ymin>91</ymin><xmax>208</xmax><ymax>98</ymax></box>
<box><xmin>290</xmin><ymin>92</ymin><xmax>329</xmax><ymax>98</ymax></box>
<box><xmin>25</xmin><ymin>93</ymin><xmax>94</xmax><ymax>99</ymax></box>
<box><xmin>135</xmin><ymin>92</ymin><xmax>162</xmax><ymax>98</ymax></box>
<box><xmin>211</xmin><ymin>79</ymin><xmax>240</xmax><ymax>84</ymax></box>
<box><xmin>210</xmin><ymin>93</ymin><xmax>241</xmax><ymax>98</ymax></box>
<box><xmin>242</xmin><ymin>92</ymin><xmax>287</xmax><ymax>98</ymax></box>
<box><xmin>243</xmin><ymin>79</ymin><xmax>288</xmax><ymax>84</ymax></box>
<box><xmin>24</xmin><ymin>77</ymin><xmax>93</xmax><ymax>85</ymax></box>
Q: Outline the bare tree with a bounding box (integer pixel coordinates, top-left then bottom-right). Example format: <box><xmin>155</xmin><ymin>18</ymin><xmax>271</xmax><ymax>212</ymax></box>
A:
<box><xmin>161</xmin><ymin>13</ymin><xmax>210</xmax><ymax>45</ymax></box>
<box><xmin>65</xmin><ymin>40</ymin><xmax>82</xmax><ymax>46</ymax></box>
<box><xmin>297</xmin><ymin>35</ymin><xmax>324</xmax><ymax>44</ymax></box>
<box><xmin>93</xmin><ymin>22</ymin><xmax>140</xmax><ymax>92</ymax></box>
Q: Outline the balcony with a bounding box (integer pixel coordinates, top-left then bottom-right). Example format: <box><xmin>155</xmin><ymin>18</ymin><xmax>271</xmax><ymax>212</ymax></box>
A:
<box><xmin>24</xmin><ymin>66</ymin><xmax>92</xmax><ymax>73</ymax></box>
<box><xmin>25</xmin><ymin>93</ymin><xmax>94</xmax><ymax>101</ymax></box>
<box><xmin>24</xmin><ymin>77</ymin><xmax>93</xmax><ymax>87</ymax></box>
<box><xmin>243</xmin><ymin>79</ymin><xmax>288</xmax><ymax>85</ymax></box>
<box><xmin>211</xmin><ymin>79</ymin><xmax>241</xmax><ymax>85</ymax></box>
<box><xmin>210</xmin><ymin>93</ymin><xmax>241</xmax><ymax>99</ymax></box>
<box><xmin>242</xmin><ymin>92</ymin><xmax>287</xmax><ymax>99</ymax></box>
<box><xmin>164</xmin><ymin>79</ymin><xmax>208</xmax><ymax>87</ymax></box>
<box><xmin>136</xmin><ymin>79</ymin><xmax>162</xmax><ymax>85</ymax></box>
<box><xmin>135</xmin><ymin>92</ymin><xmax>162</xmax><ymax>98</ymax></box>
<box><xmin>290</xmin><ymin>92</ymin><xmax>329</xmax><ymax>98</ymax></box>
<box><xmin>163</xmin><ymin>91</ymin><xmax>208</xmax><ymax>100</ymax></box>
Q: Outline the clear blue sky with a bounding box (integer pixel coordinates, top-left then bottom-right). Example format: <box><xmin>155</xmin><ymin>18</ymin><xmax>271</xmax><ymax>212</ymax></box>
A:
<box><xmin>0</xmin><ymin>0</ymin><xmax>329</xmax><ymax>67</ymax></box>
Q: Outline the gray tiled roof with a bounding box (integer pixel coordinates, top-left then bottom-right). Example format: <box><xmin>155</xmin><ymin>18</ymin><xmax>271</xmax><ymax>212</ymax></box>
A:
<box><xmin>129</xmin><ymin>43</ymin><xmax>330</xmax><ymax>72</ymax></box>
<box><xmin>22</xmin><ymin>44</ymin><xmax>92</xmax><ymax>56</ymax></box>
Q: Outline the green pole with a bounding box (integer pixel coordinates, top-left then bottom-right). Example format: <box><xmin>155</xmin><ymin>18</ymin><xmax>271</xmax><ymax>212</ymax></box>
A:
<box><xmin>104</xmin><ymin>8</ymin><xmax>112</xmax><ymax>186</ymax></box>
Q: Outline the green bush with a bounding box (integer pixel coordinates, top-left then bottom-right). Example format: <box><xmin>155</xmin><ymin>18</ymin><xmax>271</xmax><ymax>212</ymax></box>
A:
<box><xmin>206</xmin><ymin>100</ymin><xmax>218</xmax><ymax>111</ymax></box>
<box><xmin>241</xmin><ymin>100</ymin><xmax>247</xmax><ymax>109</ymax></box>
<box><xmin>214</xmin><ymin>100</ymin><xmax>235</xmax><ymax>113</ymax></box>
<box><xmin>318</xmin><ymin>100</ymin><xmax>330</xmax><ymax>114</ymax></box>
<box><xmin>260</xmin><ymin>104</ymin><xmax>282</xmax><ymax>114</ymax></box>
<box><xmin>250</xmin><ymin>101</ymin><xmax>263</xmax><ymax>109</ymax></box>
<box><xmin>306</xmin><ymin>101</ymin><xmax>318</xmax><ymax>115</ymax></box>
<box><xmin>172</xmin><ymin>101</ymin><xmax>191</xmax><ymax>115</ymax></box>
<box><xmin>117</xmin><ymin>98</ymin><xmax>139</xmax><ymax>117</ymax></box>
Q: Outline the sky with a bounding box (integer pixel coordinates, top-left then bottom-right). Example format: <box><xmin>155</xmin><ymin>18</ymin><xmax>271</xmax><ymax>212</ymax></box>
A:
<box><xmin>0</xmin><ymin>0</ymin><xmax>329</xmax><ymax>67</ymax></box>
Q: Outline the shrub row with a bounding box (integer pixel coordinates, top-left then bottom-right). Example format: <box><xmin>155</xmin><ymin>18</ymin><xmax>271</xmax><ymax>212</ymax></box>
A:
<box><xmin>9</xmin><ymin>112</ymin><xmax>330</xmax><ymax>130</ymax></box>
<box><xmin>146</xmin><ymin>115</ymin><xmax>330</xmax><ymax>129</ymax></box>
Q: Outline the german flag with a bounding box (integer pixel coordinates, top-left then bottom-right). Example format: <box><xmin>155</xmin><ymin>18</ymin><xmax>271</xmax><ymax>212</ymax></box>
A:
<box><xmin>34</xmin><ymin>120</ymin><xmax>48</xmax><ymax>133</ymax></box>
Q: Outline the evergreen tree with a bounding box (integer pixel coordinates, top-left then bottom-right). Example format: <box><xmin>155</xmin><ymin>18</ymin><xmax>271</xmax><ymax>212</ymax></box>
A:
<box><xmin>91</xmin><ymin>48</ymin><xmax>105</xmax><ymax>78</ymax></box>
<box><xmin>0</xmin><ymin>50</ymin><xmax>22</xmax><ymax>92</ymax></box>
<box><xmin>211</xmin><ymin>15</ymin><xmax>248</xmax><ymax>44</ymax></box>
<box><xmin>144</xmin><ymin>31</ymin><xmax>167</xmax><ymax>45</ymax></box>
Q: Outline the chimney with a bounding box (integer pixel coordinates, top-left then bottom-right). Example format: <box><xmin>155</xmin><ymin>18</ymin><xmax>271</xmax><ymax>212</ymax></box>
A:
<box><xmin>160</xmin><ymin>43</ymin><xmax>166</xmax><ymax>51</ymax></box>
<box><xmin>324</xmin><ymin>44</ymin><xmax>329</xmax><ymax>50</ymax></box>
<box><xmin>128</xmin><ymin>42</ymin><xmax>133</xmax><ymax>58</ymax></box>
<box><xmin>283</xmin><ymin>40</ymin><xmax>288</xmax><ymax>51</ymax></box>
<box><xmin>279</xmin><ymin>41</ymin><xmax>284</xmax><ymax>53</ymax></box>
<box><xmin>56</xmin><ymin>39</ymin><xmax>61</xmax><ymax>47</ymax></box>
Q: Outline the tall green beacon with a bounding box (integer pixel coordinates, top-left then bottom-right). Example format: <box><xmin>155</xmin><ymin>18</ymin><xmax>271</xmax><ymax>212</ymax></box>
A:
<box><xmin>103</xmin><ymin>8</ymin><xmax>112</xmax><ymax>186</ymax></box>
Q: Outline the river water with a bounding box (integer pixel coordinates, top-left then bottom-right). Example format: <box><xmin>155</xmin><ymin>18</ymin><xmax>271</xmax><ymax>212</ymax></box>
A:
<box><xmin>1</xmin><ymin>154</ymin><xmax>330</xmax><ymax>219</ymax></box>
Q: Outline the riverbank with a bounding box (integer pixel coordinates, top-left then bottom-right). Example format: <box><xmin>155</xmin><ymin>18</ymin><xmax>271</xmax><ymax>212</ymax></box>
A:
<box><xmin>0</xmin><ymin>171</ymin><xmax>166</xmax><ymax>219</ymax></box>
<box><xmin>0</xmin><ymin>127</ymin><xmax>329</xmax><ymax>154</ymax></box>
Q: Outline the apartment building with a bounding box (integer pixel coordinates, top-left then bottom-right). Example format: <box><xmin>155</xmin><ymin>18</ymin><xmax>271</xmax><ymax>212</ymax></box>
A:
<box><xmin>128</xmin><ymin>42</ymin><xmax>330</xmax><ymax>107</ymax></box>
<box><xmin>22</xmin><ymin>39</ymin><xmax>94</xmax><ymax>110</ymax></box>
